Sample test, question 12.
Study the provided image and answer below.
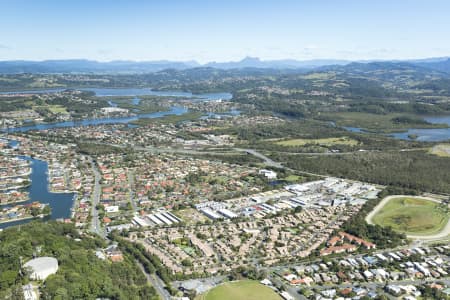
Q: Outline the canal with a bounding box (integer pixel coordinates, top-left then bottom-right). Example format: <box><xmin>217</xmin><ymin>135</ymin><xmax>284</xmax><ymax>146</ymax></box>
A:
<box><xmin>0</xmin><ymin>154</ymin><xmax>75</xmax><ymax>229</ymax></box>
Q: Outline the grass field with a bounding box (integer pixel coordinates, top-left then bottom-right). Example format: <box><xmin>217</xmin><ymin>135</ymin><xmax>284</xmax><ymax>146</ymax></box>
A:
<box><xmin>196</xmin><ymin>280</ymin><xmax>281</xmax><ymax>300</ymax></box>
<box><xmin>48</xmin><ymin>105</ymin><xmax>69</xmax><ymax>114</ymax></box>
<box><xmin>275</xmin><ymin>137</ymin><xmax>358</xmax><ymax>147</ymax></box>
<box><xmin>283</xmin><ymin>175</ymin><xmax>302</xmax><ymax>182</ymax></box>
<box><xmin>33</xmin><ymin>104</ymin><xmax>69</xmax><ymax>114</ymax></box>
<box><xmin>372</xmin><ymin>197</ymin><xmax>449</xmax><ymax>235</ymax></box>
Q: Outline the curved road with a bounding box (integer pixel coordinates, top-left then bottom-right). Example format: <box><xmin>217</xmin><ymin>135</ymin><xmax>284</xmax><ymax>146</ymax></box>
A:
<box><xmin>366</xmin><ymin>195</ymin><xmax>450</xmax><ymax>240</ymax></box>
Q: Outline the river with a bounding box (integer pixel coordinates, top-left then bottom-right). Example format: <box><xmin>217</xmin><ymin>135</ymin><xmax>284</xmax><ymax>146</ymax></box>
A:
<box><xmin>4</xmin><ymin>106</ymin><xmax>189</xmax><ymax>132</ymax></box>
<box><xmin>0</xmin><ymin>87</ymin><xmax>233</xmax><ymax>101</ymax></box>
<box><xmin>2</xmin><ymin>88</ymin><xmax>234</xmax><ymax>133</ymax></box>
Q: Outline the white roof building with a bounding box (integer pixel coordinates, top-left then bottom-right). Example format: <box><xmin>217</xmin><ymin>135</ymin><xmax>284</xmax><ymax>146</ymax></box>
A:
<box><xmin>24</xmin><ymin>257</ymin><xmax>58</xmax><ymax>281</ymax></box>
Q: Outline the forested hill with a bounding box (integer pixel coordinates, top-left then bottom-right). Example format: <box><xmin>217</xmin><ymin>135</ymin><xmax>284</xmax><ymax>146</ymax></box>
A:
<box><xmin>0</xmin><ymin>222</ymin><xmax>158</xmax><ymax>299</ymax></box>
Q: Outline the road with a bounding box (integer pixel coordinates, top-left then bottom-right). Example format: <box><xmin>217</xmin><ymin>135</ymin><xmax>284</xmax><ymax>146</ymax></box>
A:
<box><xmin>128</xmin><ymin>170</ymin><xmax>138</xmax><ymax>212</ymax></box>
<box><xmin>366</xmin><ymin>195</ymin><xmax>450</xmax><ymax>241</ymax></box>
<box><xmin>268</xmin><ymin>275</ymin><xmax>306</xmax><ymax>300</ymax></box>
<box><xmin>94</xmin><ymin>141</ymin><xmax>329</xmax><ymax>179</ymax></box>
<box><xmin>88</xmin><ymin>156</ymin><xmax>106</xmax><ymax>238</ymax></box>
<box><xmin>311</xmin><ymin>278</ymin><xmax>450</xmax><ymax>292</ymax></box>
<box><xmin>137</xmin><ymin>262</ymin><xmax>171</xmax><ymax>300</ymax></box>
<box><xmin>235</xmin><ymin>148</ymin><xmax>284</xmax><ymax>168</ymax></box>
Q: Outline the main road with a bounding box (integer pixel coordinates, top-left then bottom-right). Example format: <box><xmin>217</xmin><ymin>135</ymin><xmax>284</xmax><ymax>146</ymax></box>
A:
<box><xmin>137</xmin><ymin>262</ymin><xmax>171</xmax><ymax>300</ymax></box>
<box><xmin>88</xmin><ymin>156</ymin><xmax>106</xmax><ymax>238</ymax></box>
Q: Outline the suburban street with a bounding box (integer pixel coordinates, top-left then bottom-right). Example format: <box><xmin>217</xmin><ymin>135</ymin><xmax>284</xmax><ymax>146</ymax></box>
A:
<box><xmin>137</xmin><ymin>261</ymin><xmax>171</xmax><ymax>300</ymax></box>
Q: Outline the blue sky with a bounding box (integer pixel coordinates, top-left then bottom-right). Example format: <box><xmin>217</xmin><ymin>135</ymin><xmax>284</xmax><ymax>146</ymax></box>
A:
<box><xmin>0</xmin><ymin>0</ymin><xmax>449</xmax><ymax>62</ymax></box>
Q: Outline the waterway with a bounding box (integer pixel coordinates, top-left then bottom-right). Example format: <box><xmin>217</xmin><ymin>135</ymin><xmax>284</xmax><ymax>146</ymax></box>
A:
<box><xmin>4</xmin><ymin>106</ymin><xmax>188</xmax><ymax>133</ymax></box>
<box><xmin>389</xmin><ymin>115</ymin><xmax>450</xmax><ymax>141</ymax></box>
<box><xmin>343</xmin><ymin>115</ymin><xmax>450</xmax><ymax>142</ymax></box>
<box><xmin>0</xmin><ymin>88</ymin><xmax>235</xmax><ymax>229</ymax></box>
<box><xmin>0</xmin><ymin>87</ymin><xmax>233</xmax><ymax>101</ymax></box>
<box><xmin>2</xmin><ymin>88</ymin><xmax>233</xmax><ymax>133</ymax></box>
<box><xmin>0</xmin><ymin>155</ymin><xmax>75</xmax><ymax>229</ymax></box>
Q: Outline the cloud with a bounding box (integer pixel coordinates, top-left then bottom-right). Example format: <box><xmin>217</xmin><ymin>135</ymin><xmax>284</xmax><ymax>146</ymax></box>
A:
<box><xmin>0</xmin><ymin>44</ymin><xmax>11</xmax><ymax>50</ymax></box>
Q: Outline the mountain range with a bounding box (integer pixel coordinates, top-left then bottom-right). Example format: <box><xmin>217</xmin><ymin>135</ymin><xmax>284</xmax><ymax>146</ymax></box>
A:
<box><xmin>0</xmin><ymin>56</ymin><xmax>449</xmax><ymax>74</ymax></box>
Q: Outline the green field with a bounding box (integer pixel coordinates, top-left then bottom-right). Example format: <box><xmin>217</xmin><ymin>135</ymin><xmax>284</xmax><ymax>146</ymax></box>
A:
<box><xmin>48</xmin><ymin>105</ymin><xmax>69</xmax><ymax>114</ymax></box>
<box><xmin>372</xmin><ymin>197</ymin><xmax>449</xmax><ymax>235</ymax></box>
<box><xmin>196</xmin><ymin>280</ymin><xmax>281</xmax><ymax>300</ymax></box>
<box><xmin>275</xmin><ymin>136</ymin><xmax>358</xmax><ymax>147</ymax></box>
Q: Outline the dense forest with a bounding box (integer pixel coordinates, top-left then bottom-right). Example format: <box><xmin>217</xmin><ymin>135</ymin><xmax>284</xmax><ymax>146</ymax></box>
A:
<box><xmin>271</xmin><ymin>150</ymin><xmax>450</xmax><ymax>194</ymax></box>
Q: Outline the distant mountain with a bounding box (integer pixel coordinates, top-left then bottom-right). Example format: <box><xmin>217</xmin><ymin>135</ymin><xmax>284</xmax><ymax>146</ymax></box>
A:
<box><xmin>0</xmin><ymin>56</ymin><xmax>450</xmax><ymax>74</ymax></box>
<box><xmin>0</xmin><ymin>59</ymin><xmax>200</xmax><ymax>74</ymax></box>
<box><xmin>205</xmin><ymin>56</ymin><xmax>350</xmax><ymax>69</ymax></box>
<box><xmin>413</xmin><ymin>58</ymin><xmax>450</xmax><ymax>73</ymax></box>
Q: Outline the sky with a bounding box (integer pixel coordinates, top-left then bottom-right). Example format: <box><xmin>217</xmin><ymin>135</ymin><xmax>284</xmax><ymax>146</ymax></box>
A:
<box><xmin>0</xmin><ymin>0</ymin><xmax>449</xmax><ymax>63</ymax></box>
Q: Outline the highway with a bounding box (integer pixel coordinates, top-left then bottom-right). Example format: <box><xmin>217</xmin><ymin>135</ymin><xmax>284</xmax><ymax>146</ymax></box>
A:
<box><xmin>234</xmin><ymin>148</ymin><xmax>284</xmax><ymax>168</ymax></box>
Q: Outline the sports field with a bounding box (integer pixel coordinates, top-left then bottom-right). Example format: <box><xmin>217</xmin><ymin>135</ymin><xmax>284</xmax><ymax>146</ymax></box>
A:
<box><xmin>195</xmin><ymin>280</ymin><xmax>281</xmax><ymax>300</ymax></box>
<box><xmin>371</xmin><ymin>196</ymin><xmax>449</xmax><ymax>235</ymax></box>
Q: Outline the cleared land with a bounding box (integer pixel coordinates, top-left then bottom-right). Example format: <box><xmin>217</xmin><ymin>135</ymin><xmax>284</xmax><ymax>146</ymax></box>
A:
<box><xmin>196</xmin><ymin>280</ymin><xmax>281</xmax><ymax>300</ymax></box>
<box><xmin>429</xmin><ymin>144</ymin><xmax>450</xmax><ymax>157</ymax></box>
<box><xmin>369</xmin><ymin>196</ymin><xmax>449</xmax><ymax>236</ymax></box>
<box><xmin>275</xmin><ymin>137</ymin><xmax>358</xmax><ymax>147</ymax></box>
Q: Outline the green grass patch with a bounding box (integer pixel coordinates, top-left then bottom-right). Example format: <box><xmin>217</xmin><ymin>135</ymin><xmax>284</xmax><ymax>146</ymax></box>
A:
<box><xmin>196</xmin><ymin>280</ymin><xmax>281</xmax><ymax>300</ymax></box>
<box><xmin>275</xmin><ymin>137</ymin><xmax>358</xmax><ymax>147</ymax></box>
<box><xmin>283</xmin><ymin>175</ymin><xmax>301</xmax><ymax>182</ymax></box>
<box><xmin>372</xmin><ymin>197</ymin><xmax>449</xmax><ymax>235</ymax></box>
<box><xmin>47</xmin><ymin>105</ymin><xmax>69</xmax><ymax>114</ymax></box>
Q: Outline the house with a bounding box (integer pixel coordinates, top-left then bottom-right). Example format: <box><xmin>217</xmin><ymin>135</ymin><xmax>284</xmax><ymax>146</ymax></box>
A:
<box><xmin>259</xmin><ymin>169</ymin><xmax>277</xmax><ymax>180</ymax></box>
<box><xmin>105</xmin><ymin>205</ymin><xmax>119</xmax><ymax>213</ymax></box>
